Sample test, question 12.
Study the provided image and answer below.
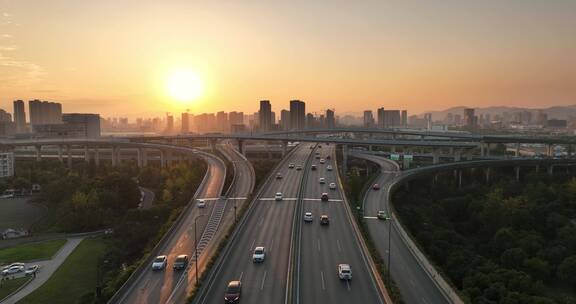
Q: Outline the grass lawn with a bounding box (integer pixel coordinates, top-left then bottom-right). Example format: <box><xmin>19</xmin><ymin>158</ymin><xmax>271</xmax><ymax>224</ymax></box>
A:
<box><xmin>18</xmin><ymin>238</ymin><xmax>107</xmax><ymax>304</ymax></box>
<box><xmin>0</xmin><ymin>277</ymin><xmax>30</xmax><ymax>301</ymax></box>
<box><xmin>0</xmin><ymin>239</ymin><xmax>67</xmax><ymax>264</ymax></box>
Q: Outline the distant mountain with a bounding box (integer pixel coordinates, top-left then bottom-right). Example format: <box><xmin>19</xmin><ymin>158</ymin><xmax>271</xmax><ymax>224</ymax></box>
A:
<box><xmin>422</xmin><ymin>105</ymin><xmax>576</xmax><ymax>121</ymax></box>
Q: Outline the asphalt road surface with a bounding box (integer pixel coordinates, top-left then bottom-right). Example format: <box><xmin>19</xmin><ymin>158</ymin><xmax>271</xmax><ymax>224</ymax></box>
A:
<box><xmin>120</xmin><ymin>153</ymin><xmax>226</xmax><ymax>304</ymax></box>
<box><xmin>198</xmin><ymin>144</ymin><xmax>313</xmax><ymax>304</ymax></box>
<box><xmin>354</xmin><ymin>153</ymin><xmax>449</xmax><ymax>304</ymax></box>
<box><xmin>298</xmin><ymin>145</ymin><xmax>383</xmax><ymax>304</ymax></box>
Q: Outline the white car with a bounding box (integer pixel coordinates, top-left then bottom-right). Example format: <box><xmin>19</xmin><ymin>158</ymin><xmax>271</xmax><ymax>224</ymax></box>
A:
<box><xmin>252</xmin><ymin>246</ymin><xmax>265</xmax><ymax>263</ymax></box>
<box><xmin>319</xmin><ymin>177</ymin><xmax>326</xmax><ymax>184</ymax></box>
<box><xmin>326</xmin><ymin>165</ymin><xmax>333</xmax><ymax>171</ymax></box>
<box><xmin>338</xmin><ymin>264</ymin><xmax>352</xmax><ymax>280</ymax></box>
<box><xmin>304</xmin><ymin>212</ymin><xmax>313</xmax><ymax>222</ymax></box>
<box><xmin>152</xmin><ymin>255</ymin><xmax>168</xmax><ymax>270</ymax></box>
<box><xmin>288</xmin><ymin>163</ymin><xmax>295</xmax><ymax>169</ymax></box>
<box><xmin>2</xmin><ymin>262</ymin><xmax>25</xmax><ymax>271</ymax></box>
<box><xmin>197</xmin><ymin>199</ymin><xmax>206</xmax><ymax>208</ymax></box>
<box><xmin>1</xmin><ymin>265</ymin><xmax>24</xmax><ymax>276</ymax></box>
<box><xmin>25</xmin><ymin>265</ymin><xmax>39</xmax><ymax>276</ymax></box>
<box><xmin>275</xmin><ymin>192</ymin><xmax>283</xmax><ymax>201</ymax></box>
<box><xmin>276</xmin><ymin>173</ymin><xmax>283</xmax><ymax>179</ymax></box>
<box><xmin>319</xmin><ymin>158</ymin><xmax>325</xmax><ymax>164</ymax></box>
<box><xmin>329</xmin><ymin>183</ymin><xmax>336</xmax><ymax>190</ymax></box>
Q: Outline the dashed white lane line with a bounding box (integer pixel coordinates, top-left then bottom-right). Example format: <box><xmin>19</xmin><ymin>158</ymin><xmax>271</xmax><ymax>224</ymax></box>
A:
<box><xmin>239</xmin><ymin>271</ymin><xmax>244</xmax><ymax>281</ymax></box>
<box><xmin>336</xmin><ymin>239</ymin><xmax>342</xmax><ymax>252</ymax></box>
<box><xmin>302</xmin><ymin>198</ymin><xmax>343</xmax><ymax>202</ymax></box>
<box><xmin>346</xmin><ymin>280</ymin><xmax>351</xmax><ymax>291</ymax></box>
<box><xmin>259</xmin><ymin>198</ymin><xmax>298</xmax><ymax>201</ymax></box>
<box><xmin>260</xmin><ymin>271</ymin><xmax>267</xmax><ymax>290</ymax></box>
<box><xmin>363</xmin><ymin>216</ymin><xmax>378</xmax><ymax>219</ymax></box>
<box><xmin>250</xmin><ymin>239</ymin><xmax>256</xmax><ymax>252</ymax></box>
<box><xmin>321</xmin><ymin>271</ymin><xmax>326</xmax><ymax>291</ymax></box>
<box><xmin>270</xmin><ymin>239</ymin><xmax>274</xmax><ymax>253</ymax></box>
<box><xmin>317</xmin><ymin>239</ymin><xmax>321</xmax><ymax>252</ymax></box>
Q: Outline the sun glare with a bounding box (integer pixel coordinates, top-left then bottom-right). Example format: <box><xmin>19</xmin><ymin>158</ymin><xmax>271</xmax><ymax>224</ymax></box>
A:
<box><xmin>166</xmin><ymin>69</ymin><xmax>203</xmax><ymax>102</ymax></box>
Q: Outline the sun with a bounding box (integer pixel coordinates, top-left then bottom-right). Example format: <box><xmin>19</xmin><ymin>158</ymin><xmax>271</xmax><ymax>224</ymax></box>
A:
<box><xmin>165</xmin><ymin>69</ymin><xmax>203</xmax><ymax>102</ymax></box>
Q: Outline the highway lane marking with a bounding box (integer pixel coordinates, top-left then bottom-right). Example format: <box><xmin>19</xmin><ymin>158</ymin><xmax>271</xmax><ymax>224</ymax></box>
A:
<box><xmin>321</xmin><ymin>271</ymin><xmax>326</xmax><ymax>290</ymax></box>
<box><xmin>346</xmin><ymin>280</ymin><xmax>351</xmax><ymax>291</ymax></box>
<box><xmin>363</xmin><ymin>216</ymin><xmax>378</xmax><ymax>219</ymax></box>
<box><xmin>250</xmin><ymin>239</ymin><xmax>256</xmax><ymax>252</ymax></box>
<box><xmin>270</xmin><ymin>239</ymin><xmax>274</xmax><ymax>253</ymax></box>
<box><xmin>239</xmin><ymin>271</ymin><xmax>244</xmax><ymax>281</ymax></box>
<box><xmin>260</xmin><ymin>271</ymin><xmax>267</xmax><ymax>290</ymax></box>
<box><xmin>317</xmin><ymin>239</ymin><xmax>321</xmax><ymax>252</ymax></box>
<box><xmin>258</xmin><ymin>217</ymin><xmax>264</xmax><ymax>226</ymax></box>
<box><xmin>336</xmin><ymin>239</ymin><xmax>342</xmax><ymax>252</ymax></box>
<box><xmin>302</xmin><ymin>198</ymin><xmax>343</xmax><ymax>202</ymax></box>
<box><xmin>259</xmin><ymin>198</ymin><xmax>298</xmax><ymax>201</ymax></box>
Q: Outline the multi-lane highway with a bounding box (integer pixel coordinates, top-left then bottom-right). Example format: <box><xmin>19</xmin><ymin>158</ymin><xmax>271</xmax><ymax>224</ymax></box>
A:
<box><xmin>117</xmin><ymin>152</ymin><xmax>227</xmax><ymax>304</ymax></box>
<box><xmin>354</xmin><ymin>152</ymin><xmax>449</xmax><ymax>304</ymax></box>
<box><xmin>298</xmin><ymin>145</ymin><xmax>384</xmax><ymax>303</ymax></box>
<box><xmin>196</xmin><ymin>144</ymin><xmax>313</xmax><ymax>304</ymax></box>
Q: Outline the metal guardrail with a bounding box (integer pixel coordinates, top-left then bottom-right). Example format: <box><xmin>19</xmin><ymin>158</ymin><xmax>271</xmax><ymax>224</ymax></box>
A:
<box><xmin>290</xmin><ymin>144</ymin><xmax>316</xmax><ymax>304</ymax></box>
<box><xmin>335</xmin><ymin>149</ymin><xmax>392</xmax><ymax>304</ymax></box>
<box><xmin>192</xmin><ymin>144</ymin><xmax>299</xmax><ymax>304</ymax></box>
<box><xmin>107</xmin><ymin>150</ymin><xmax>222</xmax><ymax>304</ymax></box>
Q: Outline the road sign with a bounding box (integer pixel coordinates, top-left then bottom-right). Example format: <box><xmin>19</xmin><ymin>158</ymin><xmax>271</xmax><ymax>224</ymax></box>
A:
<box><xmin>390</xmin><ymin>154</ymin><xmax>400</xmax><ymax>160</ymax></box>
<box><xmin>404</xmin><ymin>154</ymin><xmax>413</xmax><ymax>160</ymax></box>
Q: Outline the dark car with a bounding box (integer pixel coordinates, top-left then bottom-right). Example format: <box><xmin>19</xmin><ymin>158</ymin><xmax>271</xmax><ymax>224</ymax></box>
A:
<box><xmin>321</xmin><ymin>193</ymin><xmax>329</xmax><ymax>201</ymax></box>
<box><xmin>173</xmin><ymin>254</ymin><xmax>189</xmax><ymax>270</ymax></box>
<box><xmin>311</xmin><ymin>165</ymin><xmax>317</xmax><ymax>171</ymax></box>
<box><xmin>224</xmin><ymin>280</ymin><xmax>242</xmax><ymax>303</ymax></box>
<box><xmin>326</xmin><ymin>155</ymin><xmax>331</xmax><ymax>160</ymax></box>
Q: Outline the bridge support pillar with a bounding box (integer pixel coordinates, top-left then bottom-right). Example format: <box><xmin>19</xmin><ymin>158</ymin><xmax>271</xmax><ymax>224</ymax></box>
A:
<box><xmin>454</xmin><ymin>150</ymin><xmax>462</xmax><ymax>162</ymax></box>
<box><xmin>111</xmin><ymin>146</ymin><xmax>118</xmax><ymax>167</ymax></box>
<box><xmin>480</xmin><ymin>142</ymin><xmax>485</xmax><ymax>157</ymax></box>
<box><xmin>209</xmin><ymin>139</ymin><xmax>217</xmax><ymax>153</ymax></box>
<box><xmin>57</xmin><ymin>145</ymin><xmax>63</xmax><ymax>162</ymax></box>
<box><xmin>137</xmin><ymin>148</ymin><xmax>143</xmax><ymax>168</ymax></box>
<box><xmin>66</xmin><ymin>145</ymin><xmax>72</xmax><ymax>168</ymax></box>
<box><xmin>546</xmin><ymin>144</ymin><xmax>554</xmax><ymax>157</ymax></box>
<box><xmin>142</xmin><ymin>148</ymin><xmax>148</xmax><ymax>167</ymax></box>
<box><xmin>432</xmin><ymin>149</ymin><xmax>440</xmax><ymax>164</ymax></box>
<box><xmin>548</xmin><ymin>165</ymin><xmax>554</xmax><ymax>176</ymax></box>
<box><xmin>265</xmin><ymin>142</ymin><xmax>273</xmax><ymax>159</ymax></box>
<box><xmin>390</xmin><ymin>146</ymin><xmax>396</xmax><ymax>153</ymax></box>
<box><xmin>342</xmin><ymin>145</ymin><xmax>348</xmax><ymax>176</ymax></box>
<box><xmin>160</xmin><ymin>150</ymin><xmax>167</xmax><ymax>168</ymax></box>
<box><xmin>568</xmin><ymin>145</ymin><xmax>573</xmax><ymax>158</ymax></box>
<box><xmin>368</xmin><ymin>145</ymin><xmax>373</xmax><ymax>152</ymax></box>
<box><xmin>34</xmin><ymin>145</ymin><xmax>41</xmax><ymax>162</ymax></box>
<box><xmin>94</xmin><ymin>147</ymin><xmax>100</xmax><ymax>167</ymax></box>
<box><xmin>237</xmin><ymin>139</ymin><xmax>244</xmax><ymax>156</ymax></box>
<box><xmin>486</xmin><ymin>143</ymin><xmax>491</xmax><ymax>157</ymax></box>
<box><xmin>458</xmin><ymin>170</ymin><xmax>463</xmax><ymax>188</ymax></box>
<box><xmin>515</xmin><ymin>142</ymin><xmax>521</xmax><ymax>157</ymax></box>
<box><xmin>485</xmin><ymin>167</ymin><xmax>491</xmax><ymax>184</ymax></box>
<box><xmin>515</xmin><ymin>166</ymin><xmax>520</xmax><ymax>182</ymax></box>
<box><xmin>282</xmin><ymin>141</ymin><xmax>288</xmax><ymax>157</ymax></box>
<box><xmin>84</xmin><ymin>146</ymin><xmax>90</xmax><ymax>163</ymax></box>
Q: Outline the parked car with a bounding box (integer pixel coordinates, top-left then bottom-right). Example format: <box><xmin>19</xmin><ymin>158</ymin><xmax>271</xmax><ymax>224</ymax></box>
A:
<box><xmin>320</xmin><ymin>215</ymin><xmax>330</xmax><ymax>225</ymax></box>
<box><xmin>224</xmin><ymin>280</ymin><xmax>242</xmax><ymax>304</ymax></box>
<box><xmin>304</xmin><ymin>212</ymin><xmax>313</xmax><ymax>222</ymax></box>
<box><xmin>2</xmin><ymin>262</ymin><xmax>25</xmax><ymax>271</ymax></box>
<box><xmin>24</xmin><ymin>265</ymin><xmax>39</xmax><ymax>276</ymax></box>
<box><xmin>275</xmin><ymin>192</ymin><xmax>283</xmax><ymax>201</ymax></box>
<box><xmin>2</xmin><ymin>265</ymin><xmax>24</xmax><ymax>276</ymax></box>
<box><xmin>329</xmin><ymin>183</ymin><xmax>336</xmax><ymax>190</ymax></box>
<box><xmin>151</xmin><ymin>255</ymin><xmax>168</xmax><ymax>270</ymax></box>
<box><xmin>252</xmin><ymin>247</ymin><xmax>266</xmax><ymax>263</ymax></box>
<box><xmin>338</xmin><ymin>264</ymin><xmax>352</xmax><ymax>280</ymax></box>
<box><xmin>173</xmin><ymin>255</ymin><xmax>189</xmax><ymax>270</ymax></box>
<box><xmin>321</xmin><ymin>193</ymin><xmax>329</xmax><ymax>201</ymax></box>
<box><xmin>197</xmin><ymin>199</ymin><xmax>206</xmax><ymax>208</ymax></box>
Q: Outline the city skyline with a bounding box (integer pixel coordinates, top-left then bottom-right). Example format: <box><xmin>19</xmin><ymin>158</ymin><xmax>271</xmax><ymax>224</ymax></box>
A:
<box><xmin>1</xmin><ymin>1</ymin><xmax>575</xmax><ymax>117</ymax></box>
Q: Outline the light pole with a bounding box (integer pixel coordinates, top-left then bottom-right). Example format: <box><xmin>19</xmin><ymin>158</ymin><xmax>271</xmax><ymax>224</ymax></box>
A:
<box><xmin>384</xmin><ymin>215</ymin><xmax>392</xmax><ymax>281</ymax></box>
<box><xmin>194</xmin><ymin>214</ymin><xmax>205</xmax><ymax>286</ymax></box>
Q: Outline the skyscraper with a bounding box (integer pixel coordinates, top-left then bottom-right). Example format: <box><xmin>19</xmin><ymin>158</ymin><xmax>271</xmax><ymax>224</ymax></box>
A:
<box><xmin>382</xmin><ymin>110</ymin><xmax>401</xmax><ymax>128</ymax></box>
<box><xmin>13</xmin><ymin>100</ymin><xmax>26</xmax><ymax>133</ymax></box>
<box><xmin>290</xmin><ymin>100</ymin><xmax>306</xmax><ymax>130</ymax></box>
<box><xmin>363</xmin><ymin>110</ymin><xmax>375</xmax><ymax>128</ymax></box>
<box><xmin>259</xmin><ymin>100</ymin><xmax>272</xmax><ymax>132</ymax></box>
<box><xmin>464</xmin><ymin>108</ymin><xmax>476</xmax><ymax>129</ymax></box>
<box><xmin>216</xmin><ymin>111</ymin><xmax>228</xmax><ymax>132</ymax></box>
<box><xmin>280</xmin><ymin>109</ymin><xmax>290</xmax><ymax>130</ymax></box>
<box><xmin>181</xmin><ymin>112</ymin><xmax>190</xmax><ymax>133</ymax></box>
<box><xmin>377</xmin><ymin>107</ymin><xmax>385</xmax><ymax>128</ymax></box>
<box><xmin>326</xmin><ymin>109</ymin><xmax>335</xmax><ymax>129</ymax></box>
<box><xmin>28</xmin><ymin>100</ymin><xmax>62</xmax><ymax>127</ymax></box>
<box><xmin>401</xmin><ymin>110</ymin><xmax>408</xmax><ymax>128</ymax></box>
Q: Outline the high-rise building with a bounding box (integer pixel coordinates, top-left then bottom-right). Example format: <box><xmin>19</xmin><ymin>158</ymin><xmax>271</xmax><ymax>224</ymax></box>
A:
<box><xmin>216</xmin><ymin>111</ymin><xmax>228</xmax><ymax>132</ymax></box>
<box><xmin>229</xmin><ymin>111</ymin><xmax>244</xmax><ymax>130</ymax></box>
<box><xmin>181</xmin><ymin>112</ymin><xmax>190</xmax><ymax>133</ymax></box>
<box><xmin>13</xmin><ymin>100</ymin><xmax>26</xmax><ymax>133</ymax></box>
<box><xmin>463</xmin><ymin>108</ymin><xmax>476</xmax><ymax>129</ymax></box>
<box><xmin>306</xmin><ymin>113</ymin><xmax>316</xmax><ymax>128</ymax></box>
<box><xmin>259</xmin><ymin>100</ymin><xmax>272</xmax><ymax>132</ymax></box>
<box><xmin>363</xmin><ymin>110</ymin><xmax>375</xmax><ymax>128</ymax></box>
<box><xmin>280</xmin><ymin>110</ymin><xmax>290</xmax><ymax>130</ymax></box>
<box><xmin>62</xmin><ymin>113</ymin><xmax>101</xmax><ymax>138</ymax></box>
<box><xmin>166</xmin><ymin>114</ymin><xmax>174</xmax><ymax>133</ymax></box>
<box><xmin>377</xmin><ymin>107</ymin><xmax>385</xmax><ymax>128</ymax></box>
<box><xmin>290</xmin><ymin>100</ymin><xmax>306</xmax><ymax>130</ymax></box>
<box><xmin>382</xmin><ymin>110</ymin><xmax>401</xmax><ymax>128</ymax></box>
<box><xmin>326</xmin><ymin>109</ymin><xmax>335</xmax><ymax>129</ymax></box>
<box><xmin>424</xmin><ymin>113</ymin><xmax>432</xmax><ymax>130</ymax></box>
<box><xmin>401</xmin><ymin>110</ymin><xmax>408</xmax><ymax>128</ymax></box>
<box><xmin>29</xmin><ymin>100</ymin><xmax>62</xmax><ymax>127</ymax></box>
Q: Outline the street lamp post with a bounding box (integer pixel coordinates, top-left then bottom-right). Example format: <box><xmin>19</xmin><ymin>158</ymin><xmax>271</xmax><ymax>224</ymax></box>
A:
<box><xmin>194</xmin><ymin>214</ymin><xmax>205</xmax><ymax>286</ymax></box>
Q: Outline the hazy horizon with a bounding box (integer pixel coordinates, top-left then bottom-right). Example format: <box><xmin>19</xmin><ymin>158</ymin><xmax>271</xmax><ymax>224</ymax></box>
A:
<box><xmin>1</xmin><ymin>0</ymin><xmax>575</xmax><ymax>117</ymax></box>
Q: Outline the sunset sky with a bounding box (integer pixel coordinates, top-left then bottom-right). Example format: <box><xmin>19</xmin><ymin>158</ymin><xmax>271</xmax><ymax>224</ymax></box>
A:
<box><xmin>0</xmin><ymin>0</ymin><xmax>575</xmax><ymax>118</ymax></box>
